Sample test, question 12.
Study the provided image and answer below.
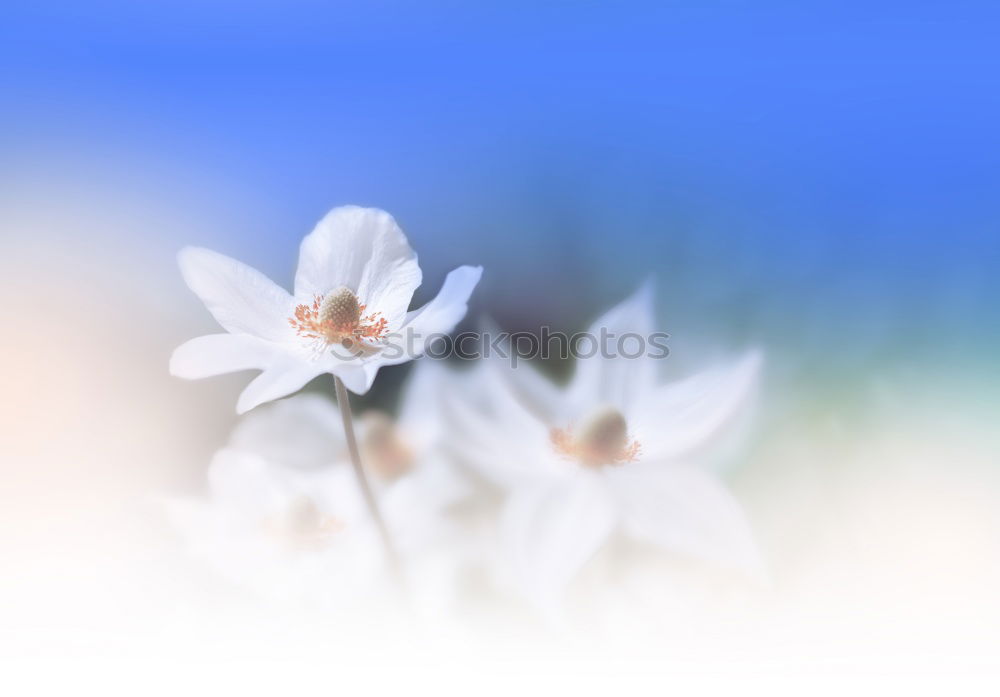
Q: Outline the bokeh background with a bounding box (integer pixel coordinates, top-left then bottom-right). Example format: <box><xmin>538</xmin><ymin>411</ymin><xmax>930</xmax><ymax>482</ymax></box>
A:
<box><xmin>2</xmin><ymin>0</ymin><xmax>999</xmax><ymax>685</ymax></box>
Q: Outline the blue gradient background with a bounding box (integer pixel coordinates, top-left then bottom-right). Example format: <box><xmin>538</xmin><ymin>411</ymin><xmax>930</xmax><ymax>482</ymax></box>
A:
<box><xmin>3</xmin><ymin>1</ymin><xmax>999</xmax><ymax>412</ymax></box>
<box><xmin>4</xmin><ymin>3</ymin><xmax>1000</xmax><ymax>670</ymax></box>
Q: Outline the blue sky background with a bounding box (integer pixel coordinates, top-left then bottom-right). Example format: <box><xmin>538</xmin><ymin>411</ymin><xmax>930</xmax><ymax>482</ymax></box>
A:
<box><xmin>3</xmin><ymin>1</ymin><xmax>999</xmax><ymax>402</ymax></box>
<box><xmin>6</xmin><ymin>6</ymin><xmax>1000</xmax><ymax>647</ymax></box>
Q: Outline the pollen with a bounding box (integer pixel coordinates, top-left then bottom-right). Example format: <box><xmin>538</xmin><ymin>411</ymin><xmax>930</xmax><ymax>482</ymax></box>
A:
<box><xmin>289</xmin><ymin>286</ymin><xmax>388</xmax><ymax>350</ymax></box>
<box><xmin>551</xmin><ymin>406</ymin><xmax>641</xmax><ymax>468</ymax></box>
<box><xmin>320</xmin><ymin>286</ymin><xmax>362</xmax><ymax>327</ymax></box>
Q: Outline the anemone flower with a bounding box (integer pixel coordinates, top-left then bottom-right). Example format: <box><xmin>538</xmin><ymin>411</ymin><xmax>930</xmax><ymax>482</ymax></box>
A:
<box><xmin>353</xmin><ymin>359</ymin><xmax>473</xmax><ymax>504</ymax></box>
<box><xmin>169</xmin><ymin>391</ymin><xmax>464</xmax><ymax>614</ymax></box>
<box><xmin>446</xmin><ymin>284</ymin><xmax>763</xmax><ymax>610</ymax></box>
<box><xmin>227</xmin><ymin>364</ymin><xmax>471</xmax><ymax>510</ymax></box>
<box><xmin>170</xmin><ymin>205</ymin><xmax>482</xmax><ymax>413</ymax></box>
<box><xmin>169</xmin><ymin>447</ymin><xmax>383</xmax><ymax>608</ymax></box>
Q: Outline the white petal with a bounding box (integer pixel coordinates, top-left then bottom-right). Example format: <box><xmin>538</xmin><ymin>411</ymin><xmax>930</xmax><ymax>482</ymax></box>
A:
<box><xmin>169</xmin><ymin>333</ymin><xmax>277</xmax><ymax>379</ymax></box>
<box><xmin>395</xmin><ymin>452</ymin><xmax>472</xmax><ymax>511</ymax></box>
<box><xmin>228</xmin><ymin>393</ymin><xmax>344</xmax><ymax>469</ymax></box>
<box><xmin>330</xmin><ymin>361</ymin><xmax>380</xmax><ymax>395</ymax></box>
<box><xmin>568</xmin><ymin>280</ymin><xmax>657</xmax><ymax>412</ymax></box>
<box><xmin>396</xmin><ymin>360</ymin><xmax>449</xmax><ymax>450</ymax></box>
<box><xmin>501</xmin><ymin>477</ymin><xmax>618</xmax><ymax>608</ymax></box>
<box><xmin>441</xmin><ymin>396</ymin><xmax>537</xmax><ymax>488</ymax></box>
<box><xmin>295</xmin><ymin>465</ymin><xmax>366</xmax><ymax>524</ymax></box>
<box><xmin>206</xmin><ymin>448</ymin><xmax>289</xmax><ymax>514</ymax></box>
<box><xmin>373</xmin><ymin>265</ymin><xmax>482</xmax><ymax>368</ymax></box>
<box><xmin>479</xmin><ymin>319</ymin><xmax>567</xmax><ymax>425</ymax></box>
<box><xmin>379</xmin><ymin>467</ymin><xmax>462</xmax><ymax>552</ymax></box>
<box><xmin>294</xmin><ymin>206</ymin><xmax>422</xmax><ymax>330</ymax></box>
<box><xmin>441</xmin><ymin>363</ymin><xmax>562</xmax><ymax>488</ymax></box>
<box><xmin>178</xmin><ymin>247</ymin><xmax>294</xmax><ymax>342</ymax></box>
<box><xmin>608</xmin><ymin>464</ymin><xmax>763</xmax><ymax>577</ymax></box>
<box><xmin>320</xmin><ymin>265</ymin><xmax>482</xmax><ymax>393</ymax></box>
<box><xmin>236</xmin><ymin>361</ymin><xmax>324</xmax><ymax>414</ymax></box>
<box><xmin>400</xmin><ymin>265</ymin><xmax>482</xmax><ymax>342</ymax></box>
<box><xmin>630</xmin><ymin>351</ymin><xmax>761</xmax><ymax>461</ymax></box>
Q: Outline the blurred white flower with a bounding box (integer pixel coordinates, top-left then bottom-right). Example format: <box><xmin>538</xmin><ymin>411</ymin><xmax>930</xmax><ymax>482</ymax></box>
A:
<box><xmin>170</xmin><ymin>447</ymin><xmax>386</xmax><ymax>609</ymax></box>
<box><xmin>355</xmin><ymin>360</ymin><xmax>473</xmax><ymax>507</ymax></box>
<box><xmin>169</xmin><ymin>371</ymin><xmax>470</xmax><ymax>614</ymax></box>
<box><xmin>226</xmin><ymin>392</ymin><xmax>344</xmax><ymax>471</ymax></box>
<box><xmin>170</xmin><ymin>205</ymin><xmax>482</xmax><ymax>412</ymax></box>
<box><xmin>448</xmin><ymin>283</ymin><xmax>763</xmax><ymax>609</ymax></box>
<box><xmin>224</xmin><ymin>363</ymin><xmax>471</xmax><ymax>507</ymax></box>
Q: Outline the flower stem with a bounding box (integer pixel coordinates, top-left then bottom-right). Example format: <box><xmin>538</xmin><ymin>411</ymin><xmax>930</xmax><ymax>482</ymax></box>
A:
<box><xmin>333</xmin><ymin>375</ymin><xmax>403</xmax><ymax>584</ymax></box>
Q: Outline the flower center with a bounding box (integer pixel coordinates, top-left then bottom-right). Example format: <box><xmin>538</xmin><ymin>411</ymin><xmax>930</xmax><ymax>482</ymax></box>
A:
<box><xmin>289</xmin><ymin>286</ymin><xmax>388</xmax><ymax>352</ymax></box>
<box><xmin>319</xmin><ymin>286</ymin><xmax>362</xmax><ymax>327</ymax></box>
<box><xmin>550</xmin><ymin>406</ymin><xmax>641</xmax><ymax>468</ymax></box>
<box><xmin>360</xmin><ymin>410</ymin><xmax>414</xmax><ymax>481</ymax></box>
<box><xmin>265</xmin><ymin>496</ymin><xmax>343</xmax><ymax>550</ymax></box>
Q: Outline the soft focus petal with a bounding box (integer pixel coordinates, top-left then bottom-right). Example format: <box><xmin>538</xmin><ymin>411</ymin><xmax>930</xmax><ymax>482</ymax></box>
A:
<box><xmin>442</xmin><ymin>363</ymin><xmax>563</xmax><ymax>488</ymax></box>
<box><xmin>395</xmin><ymin>453</ymin><xmax>472</xmax><ymax>510</ymax></box>
<box><xmin>567</xmin><ymin>280</ymin><xmax>657</xmax><ymax>413</ymax></box>
<box><xmin>396</xmin><ymin>359</ymin><xmax>449</xmax><ymax>451</ymax></box>
<box><xmin>380</xmin><ymin>470</ymin><xmax>463</xmax><ymax>550</ymax></box>
<box><xmin>294</xmin><ymin>206</ymin><xmax>421</xmax><ymax>329</ymax></box>
<box><xmin>491</xmin><ymin>359</ymin><xmax>566</xmax><ymax>425</ymax></box>
<box><xmin>169</xmin><ymin>333</ymin><xmax>278</xmax><ymax>379</ymax></box>
<box><xmin>173</xmin><ymin>450</ymin><xmax>395</xmax><ymax>609</ymax></box>
<box><xmin>501</xmin><ymin>476</ymin><xmax>618</xmax><ymax>608</ymax></box>
<box><xmin>479</xmin><ymin>319</ymin><xmax>567</xmax><ymax>425</ymax></box>
<box><xmin>296</xmin><ymin>465</ymin><xmax>368</xmax><ymax>525</ymax></box>
<box><xmin>178</xmin><ymin>247</ymin><xmax>294</xmax><ymax>342</ymax></box>
<box><xmin>228</xmin><ymin>393</ymin><xmax>344</xmax><ymax>469</ymax></box>
<box><xmin>475</xmin><ymin>359</ymin><xmax>568</xmax><ymax>449</ymax></box>
<box><xmin>236</xmin><ymin>362</ymin><xmax>324</xmax><ymax>414</ymax></box>
<box><xmin>608</xmin><ymin>464</ymin><xmax>763</xmax><ymax>577</ymax></box>
<box><xmin>630</xmin><ymin>351</ymin><xmax>761</xmax><ymax>461</ymax></box>
<box><xmin>206</xmin><ymin>448</ymin><xmax>289</xmax><ymax>515</ymax></box>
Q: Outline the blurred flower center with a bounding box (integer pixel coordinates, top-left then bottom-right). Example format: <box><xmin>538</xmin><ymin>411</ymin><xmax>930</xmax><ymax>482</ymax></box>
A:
<box><xmin>551</xmin><ymin>406</ymin><xmax>641</xmax><ymax>468</ymax></box>
<box><xmin>265</xmin><ymin>495</ymin><xmax>343</xmax><ymax>550</ymax></box>
<box><xmin>289</xmin><ymin>286</ymin><xmax>388</xmax><ymax>352</ymax></box>
<box><xmin>361</xmin><ymin>410</ymin><xmax>414</xmax><ymax>481</ymax></box>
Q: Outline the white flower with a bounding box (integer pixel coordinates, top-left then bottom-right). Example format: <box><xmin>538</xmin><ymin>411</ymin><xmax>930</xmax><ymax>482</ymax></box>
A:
<box><xmin>447</xmin><ymin>283</ymin><xmax>763</xmax><ymax>609</ymax></box>
<box><xmin>226</xmin><ymin>362</ymin><xmax>472</xmax><ymax>507</ymax></box>
<box><xmin>170</xmin><ymin>206</ymin><xmax>482</xmax><ymax>412</ymax></box>
<box><xmin>169</xmin><ymin>384</ymin><xmax>466</xmax><ymax>613</ymax></box>
<box><xmin>169</xmin><ymin>447</ymin><xmax>386</xmax><ymax>609</ymax></box>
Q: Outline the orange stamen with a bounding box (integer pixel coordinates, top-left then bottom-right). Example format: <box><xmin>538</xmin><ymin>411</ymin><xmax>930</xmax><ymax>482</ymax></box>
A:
<box><xmin>550</xmin><ymin>425</ymin><xmax>641</xmax><ymax>468</ymax></box>
<box><xmin>288</xmin><ymin>293</ymin><xmax>389</xmax><ymax>347</ymax></box>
